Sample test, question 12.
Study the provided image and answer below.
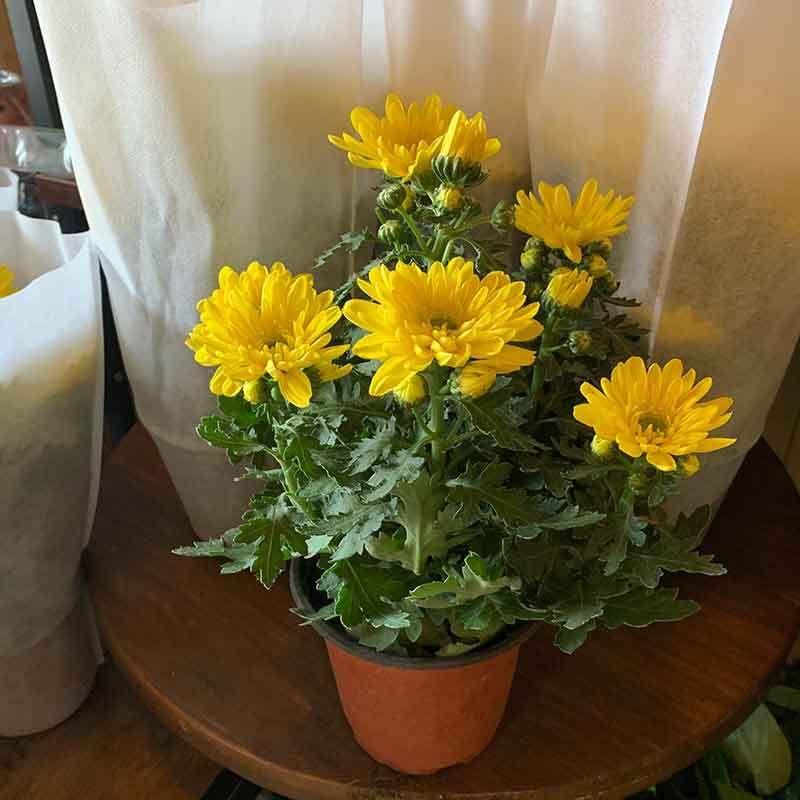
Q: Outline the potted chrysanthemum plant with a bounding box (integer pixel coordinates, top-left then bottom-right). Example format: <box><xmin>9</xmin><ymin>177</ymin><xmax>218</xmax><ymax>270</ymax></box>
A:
<box><xmin>176</xmin><ymin>93</ymin><xmax>736</xmax><ymax>774</ymax></box>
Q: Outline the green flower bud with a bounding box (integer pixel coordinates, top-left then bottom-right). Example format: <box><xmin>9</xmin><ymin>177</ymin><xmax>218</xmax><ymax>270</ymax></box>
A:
<box><xmin>569</xmin><ymin>330</ymin><xmax>593</xmax><ymax>355</ymax></box>
<box><xmin>491</xmin><ymin>201</ymin><xmax>514</xmax><ymax>232</ymax></box>
<box><xmin>627</xmin><ymin>472</ymin><xmax>650</xmax><ymax>496</ymax></box>
<box><xmin>434</xmin><ymin>185</ymin><xmax>463</xmax><ymax>212</ymax></box>
<box><xmin>377</xmin><ymin>183</ymin><xmax>408</xmax><ymax>211</ymax></box>
<box><xmin>520</xmin><ymin>238</ymin><xmax>547</xmax><ymax>272</ymax></box>
<box><xmin>378</xmin><ymin>219</ymin><xmax>406</xmax><ymax>246</ymax></box>
<box><xmin>590</xmin><ymin>434</ymin><xmax>615</xmax><ymax>460</ymax></box>
<box><xmin>588</xmin><ymin>254</ymin><xmax>609</xmax><ymax>278</ymax></box>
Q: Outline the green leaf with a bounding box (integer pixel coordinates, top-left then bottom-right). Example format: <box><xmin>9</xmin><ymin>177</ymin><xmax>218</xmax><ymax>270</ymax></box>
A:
<box><xmin>305</xmin><ymin>534</ymin><xmax>333</xmax><ymax>557</ymax></box>
<box><xmin>349</xmin><ymin>418</ymin><xmax>396</xmax><ymax>474</ymax></box>
<box><xmin>722</xmin><ymin>704</ymin><xmax>792</xmax><ymax>795</ymax></box>
<box><xmin>457</xmin><ymin>396</ymin><xmax>543</xmax><ymax>452</ymax></box>
<box><xmin>366</xmin><ymin>474</ymin><xmax>457</xmax><ymax>574</ymax></box>
<box><xmin>605</xmin><ymin>506</ymin><xmax>648</xmax><ymax>576</ymax></box>
<box><xmin>363</xmin><ymin>449</ymin><xmax>425</xmax><ymax>501</ymax></box>
<box><xmin>555</xmin><ymin>620</ymin><xmax>596</xmax><ymax>654</ymax></box>
<box><xmin>514</xmin><ymin>503</ymin><xmax>606</xmax><ymax>538</ymax></box>
<box><xmin>356</xmin><ymin>625</ymin><xmax>400</xmax><ymax>651</ymax></box>
<box><xmin>603</xmin><ymin>587</ymin><xmax>699</xmax><ymax>629</ymax></box>
<box><xmin>312</xmin><ymin>228</ymin><xmax>371</xmax><ymax>271</ymax></box>
<box><xmin>331</xmin><ymin>558</ymin><xmax>413</xmax><ymax>630</ymax></box>
<box><xmin>628</xmin><ymin>533</ymin><xmax>726</xmax><ymax>588</ymax></box>
<box><xmin>196</xmin><ymin>416</ymin><xmax>270</xmax><ymax>459</ymax></box>
<box><xmin>291</xmin><ymin>602</ymin><xmax>337</xmax><ymax>624</ymax></box>
<box><xmin>326</xmin><ymin>504</ymin><xmax>391</xmax><ymax>561</ymax></box>
<box><xmin>766</xmin><ymin>685</ymin><xmax>800</xmax><ymax>713</ymax></box>
<box><xmin>408</xmin><ymin>552</ymin><xmax>521</xmax><ymax>608</ymax></box>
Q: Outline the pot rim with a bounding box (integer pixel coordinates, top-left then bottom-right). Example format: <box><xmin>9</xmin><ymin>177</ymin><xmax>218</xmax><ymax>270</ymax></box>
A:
<box><xmin>288</xmin><ymin>557</ymin><xmax>536</xmax><ymax>670</ymax></box>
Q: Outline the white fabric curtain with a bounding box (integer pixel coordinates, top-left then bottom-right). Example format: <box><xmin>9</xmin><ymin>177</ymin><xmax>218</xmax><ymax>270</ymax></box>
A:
<box><xmin>34</xmin><ymin>0</ymin><xmax>800</xmax><ymax>534</ymax></box>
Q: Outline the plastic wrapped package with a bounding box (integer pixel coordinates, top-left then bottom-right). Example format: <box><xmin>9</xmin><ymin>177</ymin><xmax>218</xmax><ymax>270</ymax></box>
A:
<box><xmin>0</xmin><ymin>169</ymin><xmax>103</xmax><ymax>734</ymax></box>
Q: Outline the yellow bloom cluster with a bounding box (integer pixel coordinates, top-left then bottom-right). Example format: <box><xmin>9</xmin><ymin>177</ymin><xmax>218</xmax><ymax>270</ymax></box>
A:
<box><xmin>343</xmin><ymin>258</ymin><xmax>543</xmax><ymax>398</ymax></box>
<box><xmin>515</xmin><ymin>180</ymin><xmax>635</xmax><ymax>263</ymax></box>
<box><xmin>186</xmin><ymin>262</ymin><xmax>351</xmax><ymax>408</ymax></box>
<box><xmin>573</xmin><ymin>356</ymin><xmax>735</xmax><ymax>471</ymax></box>
<box><xmin>0</xmin><ymin>265</ymin><xmax>17</xmax><ymax>298</ymax></box>
<box><xmin>329</xmin><ymin>93</ymin><xmax>499</xmax><ymax>181</ymax></box>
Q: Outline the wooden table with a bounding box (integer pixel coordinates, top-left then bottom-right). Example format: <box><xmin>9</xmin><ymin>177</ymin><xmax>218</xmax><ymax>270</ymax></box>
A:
<box><xmin>88</xmin><ymin>426</ymin><xmax>800</xmax><ymax>800</ymax></box>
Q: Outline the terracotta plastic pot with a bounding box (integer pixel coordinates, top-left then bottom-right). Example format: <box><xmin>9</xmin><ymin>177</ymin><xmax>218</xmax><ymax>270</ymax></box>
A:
<box><xmin>289</xmin><ymin>558</ymin><xmax>534</xmax><ymax>775</ymax></box>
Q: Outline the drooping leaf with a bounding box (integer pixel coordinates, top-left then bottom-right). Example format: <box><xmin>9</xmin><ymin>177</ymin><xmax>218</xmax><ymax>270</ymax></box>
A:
<box><xmin>603</xmin><ymin>587</ymin><xmax>699</xmax><ymax>629</ymax></box>
<box><xmin>555</xmin><ymin>620</ymin><xmax>596</xmax><ymax>654</ymax></box>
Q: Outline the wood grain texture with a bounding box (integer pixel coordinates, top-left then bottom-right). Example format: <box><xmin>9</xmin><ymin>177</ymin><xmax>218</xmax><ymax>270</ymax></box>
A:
<box><xmin>88</xmin><ymin>425</ymin><xmax>800</xmax><ymax>800</ymax></box>
<box><xmin>0</xmin><ymin>662</ymin><xmax>219</xmax><ymax>800</ymax></box>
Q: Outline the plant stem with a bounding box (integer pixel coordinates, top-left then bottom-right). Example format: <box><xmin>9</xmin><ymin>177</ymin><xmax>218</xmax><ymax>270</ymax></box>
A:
<box><xmin>442</xmin><ymin>238</ymin><xmax>455</xmax><ymax>262</ymax></box>
<box><xmin>530</xmin><ymin>316</ymin><xmax>555</xmax><ymax>405</ymax></box>
<box><xmin>423</xmin><ymin>371</ymin><xmax>446</xmax><ymax>476</ymax></box>
<box><xmin>397</xmin><ymin>208</ymin><xmax>433</xmax><ymax>260</ymax></box>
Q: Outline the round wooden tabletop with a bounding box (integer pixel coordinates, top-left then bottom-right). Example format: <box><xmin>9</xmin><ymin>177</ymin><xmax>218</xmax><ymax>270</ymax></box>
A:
<box><xmin>88</xmin><ymin>426</ymin><xmax>800</xmax><ymax>800</ymax></box>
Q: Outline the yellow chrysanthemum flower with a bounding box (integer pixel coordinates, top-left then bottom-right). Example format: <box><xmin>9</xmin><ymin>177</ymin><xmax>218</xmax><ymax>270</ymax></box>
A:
<box><xmin>343</xmin><ymin>258</ymin><xmax>543</xmax><ymax>397</ymax></box>
<box><xmin>515</xmin><ymin>179</ymin><xmax>635</xmax><ymax>263</ymax></box>
<box><xmin>328</xmin><ymin>93</ymin><xmax>456</xmax><ymax>181</ymax></box>
<box><xmin>439</xmin><ymin>110</ymin><xmax>501</xmax><ymax>166</ymax></box>
<box><xmin>545</xmin><ymin>267</ymin><xmax>593</xmax><ymax>309</ymax></box>
<box><xmin>186</xmin><ymin>262</ymin><xmax>351</xmax><ymax>408</ymax></box>
<box><xmin>0</xmin><ymin>265</ymin><xmax>18</xmax><ymax>298</ymax></box>
<box><xmin>573</xmin><ymin>356</ymin><xmax>736</xmax><ymax>472</ymax></box>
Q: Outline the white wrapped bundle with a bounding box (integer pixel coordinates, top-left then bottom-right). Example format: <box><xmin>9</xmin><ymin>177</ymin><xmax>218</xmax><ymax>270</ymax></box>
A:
<box><xmin>0</xmin><ymin>169</ymin><xmax>103</xmax><ymax>734</ymax></box>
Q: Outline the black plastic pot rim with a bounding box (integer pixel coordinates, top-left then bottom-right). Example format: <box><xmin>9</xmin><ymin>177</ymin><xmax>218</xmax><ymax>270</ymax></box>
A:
<box><xmin>288</xmin><ymin>557</ymin><xmax>536</xmax><ymax>671</ymax></box>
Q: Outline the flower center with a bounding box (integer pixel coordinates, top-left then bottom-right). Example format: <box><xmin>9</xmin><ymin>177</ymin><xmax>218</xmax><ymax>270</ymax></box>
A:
<box><xmin>637</xmin><ymin>412</ymin><xmax>669</xmax><ymax>439</ymax></box>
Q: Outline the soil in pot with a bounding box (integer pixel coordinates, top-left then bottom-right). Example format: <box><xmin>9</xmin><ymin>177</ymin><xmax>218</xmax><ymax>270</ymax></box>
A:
<box><xmin>289</xmin><ymin>557</ymin><xmax>534</xmax><ymax>775</ymax></box>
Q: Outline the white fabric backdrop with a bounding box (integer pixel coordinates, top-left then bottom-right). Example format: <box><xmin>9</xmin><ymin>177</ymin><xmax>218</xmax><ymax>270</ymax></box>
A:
<box><xmin>34</xmin><ymin>0</ymin><xmax>800</xmax><ymax>533</ymax></box>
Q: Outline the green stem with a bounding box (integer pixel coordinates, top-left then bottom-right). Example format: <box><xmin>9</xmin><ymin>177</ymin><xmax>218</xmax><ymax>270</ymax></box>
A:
<box><xmin>274</xmin><ymin>452</ymin><xmax>317</xmax><ymax>521</ymax></box>
<box><xmin>530</xmin><ymin>317</ymin><xmax>555</xmax><ymax>401</ymax></box>
<box><xmin>441</xmin><ymin>238</ymin><xmax>455</xmax><ymax>263</ymax></box>
<box><xmin>397</xmin><ymin>208</ymin><xmax>433</xmax><ymax>260</ymax></box>
<box><xmin>423</xmin><ymin>371</ymin><xmax>446</xmax><ymax>476</ymax></box>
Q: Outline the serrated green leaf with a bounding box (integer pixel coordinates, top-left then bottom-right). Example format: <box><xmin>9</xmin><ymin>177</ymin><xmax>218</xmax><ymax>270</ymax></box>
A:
<box><xmin>363</xmin><ymin>450</ymin><xmax>425</xmax><ymax>501</ymax></box>
<box><xmin>349</xmin><ymin>418</ymin><xmax>396</xmax><ymax>474</ymax></box>
<box><xmin>555</xmin><ymin>620</ymin><xmax>596</xmax><ymax>654</ymax></box>
<box><xmin>603</xmin><ymin>587</ymin><xmax>699</xmax><ymax>629</ymax></box>
<box><xmin>312</xmin><ymin>228</ymin><xmax>371</xmax><ymax>271</ymax></box>
<box><xmin>457</xmin><ymin>396</ymin><xmax>543</xmax><ymax>452</ymax></box>
<box><xmin>305</xmin><ymin>534</ymin><xmax>334</xmax><ymax>557</ymax></box>
<box><xmin>408</xmin><ymin>552</ymin><xmax>521</xmax><ymax>608</ymax></box>
<box><xmin>196</xmin><ymin>416</ymin><xmax>270</xmax><ymax>459</ymax></box>
<box><xmin>332</xmin><ymin>558</ymin><xmax>413</xmax><ymax>629</ymax></box>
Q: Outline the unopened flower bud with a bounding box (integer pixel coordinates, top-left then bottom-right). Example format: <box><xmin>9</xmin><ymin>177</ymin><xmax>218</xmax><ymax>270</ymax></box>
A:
<box><xmin>591</xmin><ymin>434</ymin><xmax>615</xmax><ymax>460</ymax></box>
<box><xmin>677</xmin><ymin>455</ymin><xmax>701</xmax><ymax>478</ymax></box>
<box><xmin>569</xmin><ymin>330</ymin><xmax>593</xmax><ymax>354</ymax></box>
<box><xmin>520</xmin><ymin>238</ymin><xmax>547</xmax><ymax>272</ymax></box>
<box><xmin>628</xmin><ymin>472</ymin><xmax>650</xmax><ymax>496</ymax></box>
<box><xmin>378</xmin><ymin>219</ymin><xmax>405</xmax><ymax>246</ymax></box>
<box><xmin>589</xmin><ymin>254</ymin><xmax>609</xmax><ymax>278</ymax></box>
<box><xmin>435</xmin><ymin>186</ymin><xmax>463</xmax><ymax>212</ymax></box>
<box><xmin>526</xmin><ymin>280</ymin><xmax>544</xmax><ymax>300</ymax></box>
<box><xmin>598</xmin><ymin>238</ymin><xmax>613</xmax><ymax>258</ymax></box>
<box><xmin>491</xmin><ymin>201</ymin><xmax>514</xmax><ymax>232</ymax></box>
<box><xmin>377</xmin><ymin>183</ymin><xmax>408</xmax><ymax>211</ymax></box>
